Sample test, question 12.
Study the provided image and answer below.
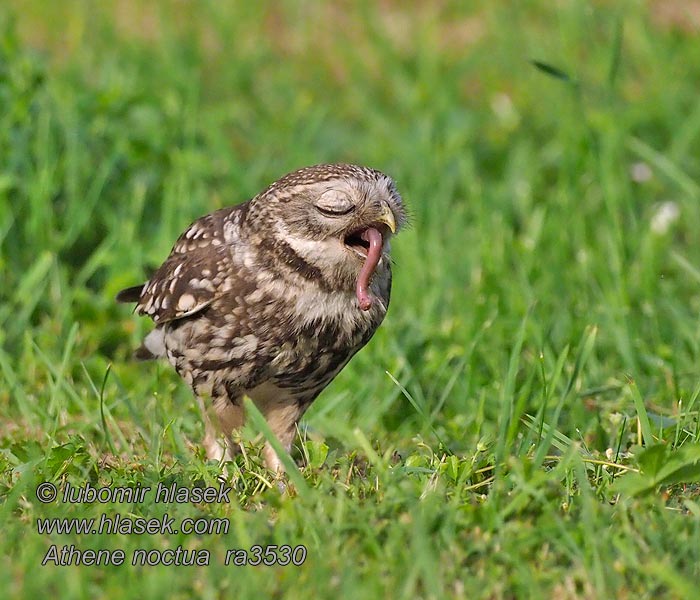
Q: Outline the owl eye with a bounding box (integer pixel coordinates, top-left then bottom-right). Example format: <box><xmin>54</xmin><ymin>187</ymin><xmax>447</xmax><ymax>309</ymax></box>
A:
<box><xmin>313</xmin><ymin>190</ymin><xmax>355</xmax><ymax>217</ymax></box>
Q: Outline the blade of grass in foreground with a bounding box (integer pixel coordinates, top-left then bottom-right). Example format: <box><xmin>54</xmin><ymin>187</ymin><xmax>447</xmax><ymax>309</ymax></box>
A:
<box><xmin>493</xmin><ymin>310</ymin><xmax>530</xmax><ymax>477</ymax></box>
<box><xmin>533</xmin><ymin>325</ymin><xmax>597</xmax><ymax>468</ymax></box>
<box><xmin>628</xmin><ymin>379</ymin><xmax>654</xmax><ymax>447</ymax></box>
<box><xmin>243</xmin><ymin>397</ymin><xmax>310</xmax><ymax>496</ymax></box>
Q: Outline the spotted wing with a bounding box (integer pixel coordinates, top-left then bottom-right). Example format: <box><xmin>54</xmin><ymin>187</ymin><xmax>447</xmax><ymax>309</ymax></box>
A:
<box><xmin>133</xmin><ymin>208</ymin><xmax>235</xmax><ymax>324</ymax></box>
<box><xmin>136</xmin><ymin>245</ymin><xmax>234</xmax><ymax>323</ymax></box>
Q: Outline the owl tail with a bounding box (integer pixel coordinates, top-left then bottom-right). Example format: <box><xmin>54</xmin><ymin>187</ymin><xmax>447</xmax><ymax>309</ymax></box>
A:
<box><xmin>117</xmin><ymin>284</ymin><xmax>166</xmax><ymax>361</ymax></box>
<box><xmin>116</xmin><ymin>284</ymin><xmax>145</xmax><ymax>303</ymax></box>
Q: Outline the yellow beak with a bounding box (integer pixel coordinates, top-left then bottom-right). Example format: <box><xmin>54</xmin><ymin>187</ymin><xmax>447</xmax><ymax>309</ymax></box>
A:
<box><xmin>378</xmin><ymin>202</ymin><xmax>397</xmax><ymax>234</ymax></box>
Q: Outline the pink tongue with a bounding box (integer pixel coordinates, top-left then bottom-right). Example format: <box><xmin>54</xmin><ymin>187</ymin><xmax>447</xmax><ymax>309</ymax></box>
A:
<box><xmin>356</xmin><ymin>227</ymin><xmax>383</xmax><ymax>311</ymax></box>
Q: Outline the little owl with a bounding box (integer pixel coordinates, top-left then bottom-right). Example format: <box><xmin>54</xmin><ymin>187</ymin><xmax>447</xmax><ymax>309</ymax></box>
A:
<box><xmin>117</xmin><ymin>163</ymin><xmax>406</xmax><ymax>471</ymax></box>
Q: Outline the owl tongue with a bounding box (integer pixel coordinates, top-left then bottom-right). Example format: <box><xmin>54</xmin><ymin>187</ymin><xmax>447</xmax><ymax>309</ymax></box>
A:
<box><xmin>356</xmin><ymin>227</ymin><xmax>383</xmax><ymax>311</ymax></box>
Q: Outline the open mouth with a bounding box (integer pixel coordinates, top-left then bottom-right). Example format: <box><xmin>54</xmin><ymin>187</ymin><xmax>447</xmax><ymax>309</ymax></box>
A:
<box><xmin>343</xmin><ymin>223</ymin><xmax>389</xmax><ymax>258</ymax></box>
<box><xmin>344</xmin><ymin>230</ymin><xmax>371</xmax><ymax>258</ymax></box>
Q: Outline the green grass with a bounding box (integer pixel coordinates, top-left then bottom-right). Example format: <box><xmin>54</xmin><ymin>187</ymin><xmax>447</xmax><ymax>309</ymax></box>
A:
<box><xmin>2</xmin><ymin>1</ymin><xmax>700</xmax><ymax>597</ymax></box>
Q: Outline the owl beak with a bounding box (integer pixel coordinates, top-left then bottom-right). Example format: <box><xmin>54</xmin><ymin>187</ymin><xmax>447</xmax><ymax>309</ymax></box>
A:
<box><xmin>377</xmin><ymin>202</ymin><xmax>397</xmax><ymax>234</ymax></box>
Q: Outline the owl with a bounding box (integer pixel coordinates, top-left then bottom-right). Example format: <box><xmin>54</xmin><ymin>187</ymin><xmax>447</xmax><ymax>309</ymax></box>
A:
<box><xmin>117</xmin><ymin>163</ymin><xmax>407</xmax><ymax>471</ymax></box>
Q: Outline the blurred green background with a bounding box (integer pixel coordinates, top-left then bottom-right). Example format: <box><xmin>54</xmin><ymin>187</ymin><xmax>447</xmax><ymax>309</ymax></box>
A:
<box><xmin>2</xmin><ymin>1</ymin><xmax>700</xmax><ymax>598</ymax></box>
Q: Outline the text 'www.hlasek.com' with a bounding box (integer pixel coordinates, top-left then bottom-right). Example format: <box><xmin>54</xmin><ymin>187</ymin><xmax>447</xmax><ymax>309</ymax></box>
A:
<box><xmin>35</xmin><ymin>481</ymin><xmax>307</xmax><ymax>567</ymax></box>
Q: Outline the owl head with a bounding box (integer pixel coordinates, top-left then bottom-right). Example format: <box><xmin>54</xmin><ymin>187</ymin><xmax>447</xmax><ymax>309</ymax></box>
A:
<box><xmin>249</xmin><ymin>164</ymin><xmax>407</xmax><ymax>310</ymax></box>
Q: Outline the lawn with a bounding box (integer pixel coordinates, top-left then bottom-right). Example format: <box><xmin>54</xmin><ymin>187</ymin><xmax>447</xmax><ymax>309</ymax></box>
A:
<box><xmin>2</xmin><ymin>1</ymin><xmax>700</xmax><ymax>598</ymax></box>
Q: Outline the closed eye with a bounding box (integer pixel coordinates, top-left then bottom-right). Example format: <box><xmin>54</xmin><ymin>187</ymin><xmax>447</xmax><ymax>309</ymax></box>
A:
<box><xmin>315</xmin><ymin>205</ymin><xmax>355</xmax><ymax>217</ymax></box>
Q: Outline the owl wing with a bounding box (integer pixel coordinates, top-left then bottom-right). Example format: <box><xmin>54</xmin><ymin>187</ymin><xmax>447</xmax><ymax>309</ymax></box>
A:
<box><xmin>116</xmin><ymin>207</ymin><xmax>236</xmax><ymax>325</ymax></box>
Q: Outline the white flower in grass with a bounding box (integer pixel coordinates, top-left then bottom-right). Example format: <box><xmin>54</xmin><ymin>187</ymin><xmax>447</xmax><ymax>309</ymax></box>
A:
<box><xmin>650</xmin><ymin>201</ymin><xmax>680</xmax><ymax>235</ymax></box>
<box><xmin>490</xmin><ymin>93</ymin><xmax>519</xmax><ymax>128</ymax></box>
<box><xmin>630</xmin><ymin>162</ymin><xmax>653</xmax><ymax>183</ymax></box>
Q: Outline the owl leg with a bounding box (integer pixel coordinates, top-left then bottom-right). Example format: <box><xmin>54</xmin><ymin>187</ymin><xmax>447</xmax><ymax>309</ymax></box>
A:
<box><xmin>196</xmin><ymin>395</ymin><xmax>230</xmax><ymax>462</ymax></box>
<box><xmin>258</xmin><ymin>402</ymin><xmax>305</xmax><ymax>472</ymax></box>
<box><xmin>196</xmin><ymin>392</ymin><xmax>244</xmax><ymax>464</ymax></box>
<box><xmin>262</xmin><ymin>439</ymin><xmax>293</xmax><ymax>472</ymax></box>
<box><xmin>212</xmin><ymin>394</ymin><xmax>245</xmax><ymax>461</ymax></box>
<box><xmin>208</xmin><ymin>394</ymin><xmax>296</xmax><ymax>472</ymax></box>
